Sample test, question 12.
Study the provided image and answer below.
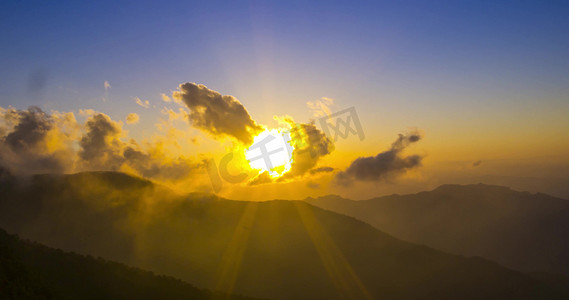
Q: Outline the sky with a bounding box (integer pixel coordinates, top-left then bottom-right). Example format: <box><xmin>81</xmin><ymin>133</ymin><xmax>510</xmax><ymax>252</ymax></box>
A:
<box><xmin>1</xmin><ymin>1</ymin><xmax>568</xmax><ymax>200</ymax></box>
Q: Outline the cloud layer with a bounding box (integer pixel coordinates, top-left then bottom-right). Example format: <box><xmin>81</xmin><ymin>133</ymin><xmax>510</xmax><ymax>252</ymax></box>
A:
<box><xmin>336</xmin><ymin>132</ymin><xmax>423</xmax><ymax>186</ymax></box>
<box><xmin>0</xmin><ymin>83</ymin><xmax>345</xmax><ymax>191</ymax></box>
<box><xmin>0</xmin><ymin>107</ymin><xmax>202</xmax><ymax>185</ymax></box>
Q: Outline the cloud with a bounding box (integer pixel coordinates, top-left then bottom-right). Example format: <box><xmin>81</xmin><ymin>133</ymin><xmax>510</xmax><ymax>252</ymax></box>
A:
<box><xmin>246</xmin><ymin>116</ymin><xmax>334</xmax><ymax>184</ymax></box>
<box><xmin>78</xmin><ymin>113</ymin><xmax>125</xmax><ymax>171</ymax></box>
<box><xmin>0</xmin><ymin>106</ymin><xmax>76</xmax><ymax>174</ymax></box>
<box><xmin>102</xmin><ymin>81</ymin><xmax>112</xmax><ymax>102</ymax></box>
<box><xmin>126</xmin><ymin>113</ymin><xmax>140</xmax><ymax>124</ymax></box>
<box><xmin>122</xmin><ymin>143</ymin><xmax>203</xmax><ymax>182</ymax></box>
<box><xmin>79</xmin><ymin>109</ymin><xmax>96</xmax><ymax>117</ymax></box>
<box><xmin>161</xmin><ymin>93</ymin><xmax>172</xmax><ymax>103</ymax></box>
<box><xmin>247</xmin><ymin>171</ymin><xmax>273</xmax><ymax>186</ymax></box>
<box><xmin>135</xmin><ymin>97</ymin><xmax>150</xmax><ymax>108</ymax></box>
<box><xmin>310</xmin><ymin>166</ymin><xmax>334</xmax><ymax>175</ymax></box>
<box><xmin>246</xmin><ymin>119</ymin><xmax>335</xmax><ymax>185</ymax></box>
<box><xmin>335</xmin><ymin>132</ymin><xmax>424</xmax><ymax>186</ymax></box>
<box><xmin>160</xmin><ymin>107</ymin><xmax>187</xmax><ymax>122</ymax></box>
<box><xmin>279</xmin><ymin>119</ymin><xmax>334</xmax><ymax>180</ymax></box>
<box><xmin>307</xmin><ymin>97</ymin><xmax>335</xmax><ymax>118</ymax></box>
<box><xmin>76</xmin><ymin>112</ymin><xmax>204</xmax><ymax>182</ymax></box>
<box><xmin>4</xmin><ymin>107</ymin><xmax>52</xmax><ymax>150</ymax></box>
<box><xmin>473</xmin><ymin>160</ymin><xmax>482</xmax><ymax>167</ymax></box>
<box><xmin>173</xmin><ymin>83</ymin><xmax>263</xmax><ymax>145</ymax></box>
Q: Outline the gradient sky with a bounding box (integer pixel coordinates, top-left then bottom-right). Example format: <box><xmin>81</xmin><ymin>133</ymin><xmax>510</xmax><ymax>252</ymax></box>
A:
<box><xmin>1</xmin><ymin>1</ymin><xmax>568</xmax><ymax>199</ymax></box>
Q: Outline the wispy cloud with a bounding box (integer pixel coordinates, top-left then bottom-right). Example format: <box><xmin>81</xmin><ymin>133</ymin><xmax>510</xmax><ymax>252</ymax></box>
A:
<box><xmin>102</xmin><ymin>81</ymin><xmax>112</xmax><ymax>102</ymax></box>
<box><xmin>307</xmin><ymin>97</ymin><xmax>335</xmax><ymax>118</ymax></box>
<box><xmin>134</xmin><ymin>97</ymin><xmax>150</xmax><ymax>108</ymax></box>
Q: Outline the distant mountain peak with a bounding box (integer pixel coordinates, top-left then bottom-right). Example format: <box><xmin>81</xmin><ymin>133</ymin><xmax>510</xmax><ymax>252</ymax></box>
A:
<box><xmin>432</xmin><ymin>183</ymin><xmax>513</xmax><ymax>194</ymax></box>
<box><xmin>185</xmin><ymin>192</ymin><xmax>223</xmax><ymax>201</ymax></box>
<box><xmin>306</xmin><ymin>194</ymin><xmax>354</xmax><ymax>203</ymax></box>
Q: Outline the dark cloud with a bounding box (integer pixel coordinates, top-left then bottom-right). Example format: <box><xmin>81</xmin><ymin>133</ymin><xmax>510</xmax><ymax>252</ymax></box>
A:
<box><xmin>78</xmin><ymin>113</ymin><xmax>125</xmax><ymax>171</ymax></box>
<box><xmin>4</xmin><ymin>106</ymin><xmax>52</xmax><ymax>150</ymax></box>
<box><xmin>173</xmin><ymin>83</ymin><xmax>263</xmax><ymax>145</ymax></box>
<box><xmin>278</xmin><ymin>120</ymin><xmax>334</xmax><ymax>180</ymax></box>
<box><xmin>309</xmin><ymin>166</ymin><xmax>335</xmax><ymax>175</ymax></box>
<box><xmin>0</xmin><ymin>106</ymin><xmax>71</xmax><ymax>174</ymax></box>
<box><xmin>335</xmin><ymin>132</ymin><xmax>424</xmax><ymax>186</ymax></box>
<box><xmin>78</xmin><ymin>113</ymin><xmax>203</xmax><ymax>182</ymax></box>
<box><xmin>123</xmin><ymin>145</ymin><xmax>203</xmax><ymax>181</ymax></box>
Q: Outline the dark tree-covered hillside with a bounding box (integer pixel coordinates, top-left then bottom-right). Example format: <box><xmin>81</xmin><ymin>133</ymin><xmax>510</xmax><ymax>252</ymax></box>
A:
<box><xmin>0</xmin><ymin>228</ymin><xmax>256</xmax><ymax>300</ymax></box>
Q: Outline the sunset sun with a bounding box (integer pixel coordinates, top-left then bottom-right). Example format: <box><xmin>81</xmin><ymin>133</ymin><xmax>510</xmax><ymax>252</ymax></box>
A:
<box><xmin>245</xmin><ymin>128</ymin><xmax>294</xmax><ymax>177</ymax></box>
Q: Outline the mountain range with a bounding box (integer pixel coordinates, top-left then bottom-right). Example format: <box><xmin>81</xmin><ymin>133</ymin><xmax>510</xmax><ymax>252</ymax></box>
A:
<box><xmin>1</xmin><ymin>171</ymin><xmax>568</xmax><ymax>299</ymax></box>
<box><xmin>307</xmin><ymin>184</ymin><xmax>569</xmax><ymax>275</ymax></box>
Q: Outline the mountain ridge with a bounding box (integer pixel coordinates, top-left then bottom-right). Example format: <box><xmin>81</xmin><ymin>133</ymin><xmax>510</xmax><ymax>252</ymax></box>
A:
<box><xmin>1</xmin><ymin>171</ymin><xmax>569</xmax><ymax>299</ymax></box>
<box><xmin>0</xmin><ymin>227</ymin><xmax>256</xmax><ymax>300</ymax></box>
<box><xmin>309</xmin><ymin>183</ymin><xmax>567</xmax><ymax>203</ymax></box>
<box><xmin>306</xmin><ymin>183</ymin><xmax>569</xmax><ymax>275</ymax></box>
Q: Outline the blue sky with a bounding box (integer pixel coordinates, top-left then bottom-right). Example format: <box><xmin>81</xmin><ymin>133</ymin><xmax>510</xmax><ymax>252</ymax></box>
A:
<box><xmin>2</xmin><ymin>1</ymin><xmax>568</xmax><ymax>103</ymax></box>
<box><xmin>1</xmin><ymin>0</ymin><xmax>568</xmax><ymax>149</ymax></box>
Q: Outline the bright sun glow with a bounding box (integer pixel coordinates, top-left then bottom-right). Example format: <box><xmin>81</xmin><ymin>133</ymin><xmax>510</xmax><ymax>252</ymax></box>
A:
<box><xmin>245</xmin><ymin>129</ymin><xmax>294</xmax><ymax>177</ymax></box>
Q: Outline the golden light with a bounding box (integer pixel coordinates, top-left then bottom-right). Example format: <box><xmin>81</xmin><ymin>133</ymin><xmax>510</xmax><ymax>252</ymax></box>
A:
<box><xmin>245</xmin><ymin>128</ymin><xmax>294</xmax><ymax>177</ymax></box>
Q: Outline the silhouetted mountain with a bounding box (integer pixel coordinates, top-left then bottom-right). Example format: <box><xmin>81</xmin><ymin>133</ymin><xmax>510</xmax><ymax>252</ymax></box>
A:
<box><xmin>307</xmin><ymin>184</ymin><xmax>569</xmax><ymax>275</ymax></box>
<box><xmin>1</xmin><ymin>173</ymin><xmax>568</xmax><ymax>299</ymax></box>
<box><xmin>0</xmin><ymin>227</ymin><xmax>255</xmax><ymax>300</ymax></box>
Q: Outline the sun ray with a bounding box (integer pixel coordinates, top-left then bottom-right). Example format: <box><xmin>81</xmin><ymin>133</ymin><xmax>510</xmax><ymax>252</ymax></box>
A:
<box><xmin>215</xmin><ymin>201</ymin><xmax>258</xmax><ymax>298</ymax></box>
<box><xmin>294</xmin><ymin>202</ymin><xmax>372</xmax><ymax>300</ymax></box>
